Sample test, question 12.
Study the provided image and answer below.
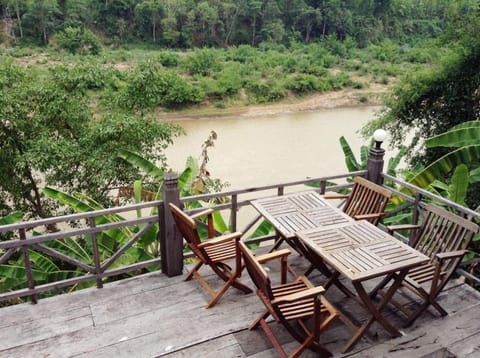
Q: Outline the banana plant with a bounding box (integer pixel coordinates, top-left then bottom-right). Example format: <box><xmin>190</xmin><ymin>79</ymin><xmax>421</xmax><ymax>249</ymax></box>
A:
<box><xmin>409</xmin><ymin>121</ymin><xmax>480</xmax><ymax>189</ymax></box>
<box><xmin>340</xmin><ymin>135</ymin><xmax>408</xmax><ymax>177</ymax></box>
<box><xmin>0</xmin><ymin>208</ymin><xmax>95</xmax><ymax>295</ymax></box>
<box><xmin>0</xmin><ymin>212</ymin><xmax>24</xmax><ymax>226</ymax></box>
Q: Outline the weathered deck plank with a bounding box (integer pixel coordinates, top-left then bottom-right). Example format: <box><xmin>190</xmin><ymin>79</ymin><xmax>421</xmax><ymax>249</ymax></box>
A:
<box><xmin>1</xmin><ymin>252</ymin><xmax>479</xmax><ymax>358</ymax></box>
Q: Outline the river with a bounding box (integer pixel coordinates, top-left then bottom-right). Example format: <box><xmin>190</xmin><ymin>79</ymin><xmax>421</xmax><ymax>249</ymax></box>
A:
<box><xmin>164</xmin><ymin>106</ymin><xmax>383</xmax><ymax>190</ymax></box>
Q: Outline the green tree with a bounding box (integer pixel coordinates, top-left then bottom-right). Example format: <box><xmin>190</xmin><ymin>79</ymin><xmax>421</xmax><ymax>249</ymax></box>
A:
<box><xmin>0</xmin><ymin>60</ymin><xmax>182</xmax><ymax>219</ymax></box>
<box><xmin>23</xmin><ymin>0</ymin><xmax>60</xmax><ymax>45</ymax></box>
<box><xmin>367</xmin><ymin>13</ymin><xmax>480</xmax><ymax>161</ymax></box>
<box><xmin>135</xmin><ymin>0</ymin><xmax>162</xmax><ymax>42</ymax></box>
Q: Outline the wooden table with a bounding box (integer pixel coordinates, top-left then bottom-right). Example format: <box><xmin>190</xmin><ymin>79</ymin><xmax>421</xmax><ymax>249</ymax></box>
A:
<box><xmin>250</xmin><ymin>191</ymin><xmax>356</xmax><ymax>295</ymax></box>
<box><xmin>298</xmin><ymin>220</ymin><xmax>430</xmax><ymax>352</ymax></box>
<box><xmin>250</xmin><ymin>190</ymin><xmax>352</xmax><ymax>241</ymax></box>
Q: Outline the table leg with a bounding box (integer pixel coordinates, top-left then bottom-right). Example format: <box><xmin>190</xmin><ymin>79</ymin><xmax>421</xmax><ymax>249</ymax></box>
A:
<box><xmin>342</xmin><ymin>269</ymin><xmax>408</xmax><ymax>353</ymax></box>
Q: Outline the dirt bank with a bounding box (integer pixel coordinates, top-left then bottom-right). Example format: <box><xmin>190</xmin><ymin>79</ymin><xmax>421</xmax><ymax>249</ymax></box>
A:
<box><xmin>158</xmin><ymin>85</ymin><xmax>387</xmax><ymax>122</ymax></box>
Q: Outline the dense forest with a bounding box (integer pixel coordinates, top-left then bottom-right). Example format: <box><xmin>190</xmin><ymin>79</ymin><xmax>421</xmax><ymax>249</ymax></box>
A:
<box><xmin>1</xmin><ymin>0</ymin><xmax>478</xmax><ymax>48</ymax></box>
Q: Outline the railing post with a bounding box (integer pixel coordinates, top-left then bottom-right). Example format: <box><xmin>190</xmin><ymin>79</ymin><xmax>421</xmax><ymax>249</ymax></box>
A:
<box><xmin>88</xmin><ymin>217</ymin><xmax>103</xmax><ymax>289</ymax></box>
<box><xmin>20</xmin><ymin>228</ymin><xmax>37</xmax><ymax>304</ymax></box>
<box><xmin>366</xmin><ymin>129</ymin><xmax>386</xmax><ymax>185</ymax></box>
<box><xmin>160</xmin><ymin>173</ymin><xmax>183</xmax><ymax>277</ymax></box>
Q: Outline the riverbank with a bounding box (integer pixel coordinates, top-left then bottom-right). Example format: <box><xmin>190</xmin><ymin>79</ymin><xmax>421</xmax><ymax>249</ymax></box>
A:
<box><xmin>158</xmin><ymin>84</ymin><xmax>387</xmax><ymax>122</ymax></box>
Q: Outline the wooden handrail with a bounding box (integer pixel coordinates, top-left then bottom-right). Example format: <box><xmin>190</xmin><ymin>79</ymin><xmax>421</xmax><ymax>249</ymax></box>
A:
<box><xmin>1</xmin><ymin>170</ymin><xmax>480</xmax><ymax>304</ymax></box>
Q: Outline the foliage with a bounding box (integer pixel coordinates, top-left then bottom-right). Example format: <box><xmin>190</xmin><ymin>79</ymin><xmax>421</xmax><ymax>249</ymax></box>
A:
<box><xmin>246</xmin><ymin>80</ymin><xmax>286</xmax><ymax>103</ymax></box>
<box><xmin>51</xmin><ymin>27</ymin><xmax>102</xmax><ymax>55</ymax></box>
<box><xmin>119</xmin><ymin>59</ymin><xmax>203</xmax><ymax>111</ymax></box>
<box><xmin>49</xmin><ymin>62</ymin><xmax>121</xmax><ymax>91</ymax></box>
<box><xmin>367</xmin><ymin>14</ymin><xmax>480</xmax><ymax>156</ymax></box>
<box><xmin>0</xmin><ymin>59</ymin><xmax>182</xmax><ymax>219</ymax></box>
<box><xmin>365</xmin><ymin>14</ymin><xmax>480</xmax><ymax>207</ymax></box>
<box><xmin>404</xmin><ymin>121</ymin><xmax>480</xmax><ymax>209</ymax></box>
<box><xmin>1</xmin><ymin>0</ymin><xmax>477</xmax><ymax>48</ymax></box>
<box><xmin>183</xmin><ymin>49</ymin><xmax>218</xmax><ymax>76</ymax></box>
<box><xmin>156</xmin><ymin>51</ymin><xmax>180</xmax><ymax>67</ymax></box>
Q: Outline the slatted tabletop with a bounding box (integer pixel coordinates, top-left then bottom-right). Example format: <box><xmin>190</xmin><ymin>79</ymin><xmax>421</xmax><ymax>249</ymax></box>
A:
<box><xmin>250</xmin><ymin>191</ymin><xmax>353</xmax><ymax>239</ymax></box>
<box><xmin>298</xmin><ymin>220</ymin><xmax>430</xmax><ymax>282</ymax></box>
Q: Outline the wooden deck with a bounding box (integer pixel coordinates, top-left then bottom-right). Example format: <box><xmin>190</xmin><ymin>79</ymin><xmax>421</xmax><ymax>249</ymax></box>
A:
<box><xmin>1</xmin><ymin>251</ymin><xmax>480</xmax><ymax>358</ymax></box>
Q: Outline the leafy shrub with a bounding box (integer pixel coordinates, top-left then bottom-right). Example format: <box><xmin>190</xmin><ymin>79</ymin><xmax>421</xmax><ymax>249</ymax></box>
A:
<box><xmin>183</xmin><ymin>49</ymin><xmax>218</xmax><ymax>76</ymax></box>
<box><xmin>322</xmin><ymin>54</ymin><xmax>338</xmax><ymax>68</ymax></box>
<box><xmin>162</xmin><ymin>76</ymin><xmax>204</xmax><ymax>108</ymax></box>
<box><xmin>226</xmin><ymin>45</ymin><xmax>257</xmax><ymax>63</ymax></box>
<box><xmin>157</xmin><ymin>51</ymin><xmax>180</xmax><ymax>67</ymax></box>
<box><xmin>50</xmin><ymin>63</ymin><xmax>120</xmax><ymax>92</ymax></box>
<box><xmin>6</xmin><ymin>47</ymin><xmax>35</xmax><ymax>58</ymax></box>
<box><xmin>212</xmin><ymin>62</ymin><xmax>243</xmax><ymax>97</ymax></box>
<box><xmin>285</xmin><ymin>74</ymin><xmax>322</xmax><ymax>93</ymax></box>
<box><xmin>328</xmin><ymin>72</ymin><xmax>353</xmax><ymax>89</ymax></box>
<box><xmin>367</xmin><ymin>39</ymin><xmax>400</xmax><ymax>63</ymax></box>
<box><xmin>405</xmin><ymin>48</ymin><xmax>433</xmax><ymax>63</ymax></box>
<box><xmin>246</xmin><ymin>80</ymin><xmax>286</xmax><ymax>103</ymax></box>
<box><xmin>119</xmin><ymin>60</ymin><xmax>203</xmax><ymax>110</ymax></box>
<box><xmin>321</xmin><ymin>34</ymin><xmax>348</xmax><ymax>57</ymax></box>
<box><xmin>51</xmin><ymin>27</ymin><xmax>102</xmax><ymax>55</ymax></box>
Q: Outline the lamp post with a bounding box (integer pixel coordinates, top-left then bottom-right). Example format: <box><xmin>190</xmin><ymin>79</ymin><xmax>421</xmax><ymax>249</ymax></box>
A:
<box><xmin>366</xmin><ymin>129</ymin><xmax>387</xmax><ymax>184</ymax></box>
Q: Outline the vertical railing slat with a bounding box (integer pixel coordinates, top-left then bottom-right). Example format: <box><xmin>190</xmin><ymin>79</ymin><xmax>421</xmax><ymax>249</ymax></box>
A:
<box><xmin>19</xmin><ymin>228</ymin><xmax>37</xmax><ymax>304</ymax></box>
<box><xmin>231</xmin><ymin>194</ymin><xmax>238</xmax><ymax>232</ymax></box>
<box><xmin>88</xmin><ymin>217</ymin><xmax>103</xmax><ymax>289</ymax></box>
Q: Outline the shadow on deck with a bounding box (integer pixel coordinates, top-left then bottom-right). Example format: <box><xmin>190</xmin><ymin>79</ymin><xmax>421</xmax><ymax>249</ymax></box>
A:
<box><xmin>1</xmin><ymin>249</ymin><xmax>480</xmax><ymax>358</ymax></box>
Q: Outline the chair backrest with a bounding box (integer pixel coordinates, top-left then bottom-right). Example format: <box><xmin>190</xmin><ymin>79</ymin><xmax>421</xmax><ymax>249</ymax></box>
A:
<box><xmin>169</xmin><ymin>203</ymin><xmax>203</xmax><ymax>254</ymax></box>
<box><xmin>414</xmin><ymin>205</ymin><xmax>478</xmax><ymax>274</ymax></box>
<box><xmin>343</xmin><ymin>176</ymin><xmax>393</xmax><ymax>225</ymax></box>
<box><xmin>239</xmin><ymin>241</ymin><xmax>272</xmax><ymax>299</ymax></box>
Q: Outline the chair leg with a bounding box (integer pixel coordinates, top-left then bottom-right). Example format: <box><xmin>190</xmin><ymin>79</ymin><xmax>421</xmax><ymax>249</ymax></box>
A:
<box><xmin>207</xmin><ymin>274</ymin><xmax>237</xmax><ymax>308</ymax></box>
<box><xmin>431</xmin><ymin>300</ymin><xmax>448</xmax><ymax>316</ymax></box>
<box><xmin>283</xmin><ymin>320</ymin><xmax>332</xmax><ymax>358</ymax></box>
<box><xmin>404</xmin><ymin>299</ymin><xmax>448</xmax><ymax>327</ymax></box>
<box><xmin>185</xmin><ymin>261</ymin><xmax>203</xmax><ymax>281</ymax></box>
<box><xmin>249</xmin><ymin>309</ymin><xmax>270</xmax><ymax>330</ymax></box>
<box><xmin>259</xmin><ymin>319</ymin><xmax>289</xmax><ymax>358</ymax></box>
<box><xmin>231</xmin><ymin>278</ymin><xmax>253</xmax><ymax>293</ymax></box>
<box><xmin>212</xmin><ymin>263</ymin><xmax>252</xmax><ymax>294</ymax></box>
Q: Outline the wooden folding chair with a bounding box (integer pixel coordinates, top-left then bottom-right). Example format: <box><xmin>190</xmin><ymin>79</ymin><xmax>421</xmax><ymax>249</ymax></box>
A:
<box><xmin>371</xmin><ymin>204</ymin><xmax>479</xmax><ymax>326</ymax></box>
<box><xmin>239</xmin><ymin>241</ymin><xmax>339</xmax><ymax>358</ymax></box>
<box><xmin>326</xmin><ymin>176</ymin><xmax>393</xmax><ymax>225</ymax></box>
<box><xmin>169</xmin><ymin>203</ymin><xmax>252</xmax><ymax>308</ymax></box>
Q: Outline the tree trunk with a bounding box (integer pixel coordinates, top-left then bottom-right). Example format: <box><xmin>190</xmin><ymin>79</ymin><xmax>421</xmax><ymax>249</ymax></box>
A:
<box><xmin>251</xmin><ymin>16</ymin><xmax>256</xmax><ymax>46</ymax></box>
<box><xmin>152</xmin><ymin>18</ymin><xmax>156</xmax><ymax>42</ymax></box>
<box><xmin>14</xmin><ymin>1</ymin><xmax>23</xmax><ymax>38</ymax></box>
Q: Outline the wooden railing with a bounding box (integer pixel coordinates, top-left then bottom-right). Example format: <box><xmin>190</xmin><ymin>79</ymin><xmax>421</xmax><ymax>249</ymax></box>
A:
<box><xmin>1</xmin><ymin>169</ymin><xmax>479</xmax><ymax>304</ymax></box>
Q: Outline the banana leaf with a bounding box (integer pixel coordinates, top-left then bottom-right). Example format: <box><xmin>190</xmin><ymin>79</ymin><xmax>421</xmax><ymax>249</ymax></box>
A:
<box><xmin>117</xmin><ymin>149</ymin><xmax>164</xmax><ymax>181</ymax></box>
<box><xmin>387</xmin><ymin>146</ymin><xmax>407</xmax><ymax>176</ymax></box>
<box><xmin>0</xmin><ymin>212</ymin><xmax>24</xmax><ymax>225</ymax></box>
<box><xmin>426</xmin><ymin>123</ymin><xmax>480</xmax><ymax>148</ymax></box>
<box><xmin>448</xmin><ymin>164</ymin><xmax>468</xmax><ymax>205</ymax></box>
<box><xmin>339</xmin><ymin>136</ymin><xmax>362</xmax><ymax>172</ymax></box>
<box><xmin>409</xmin><ymin>145</ymin><xmax>480</xmax><ymax>189</ymax></box>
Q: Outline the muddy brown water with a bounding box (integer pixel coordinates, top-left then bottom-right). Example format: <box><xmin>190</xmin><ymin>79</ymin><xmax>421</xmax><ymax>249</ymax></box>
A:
<box><xmin>165</xmin><ymin>106</ymin><xmax>386</xmax><ymax>189</ymax></box>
